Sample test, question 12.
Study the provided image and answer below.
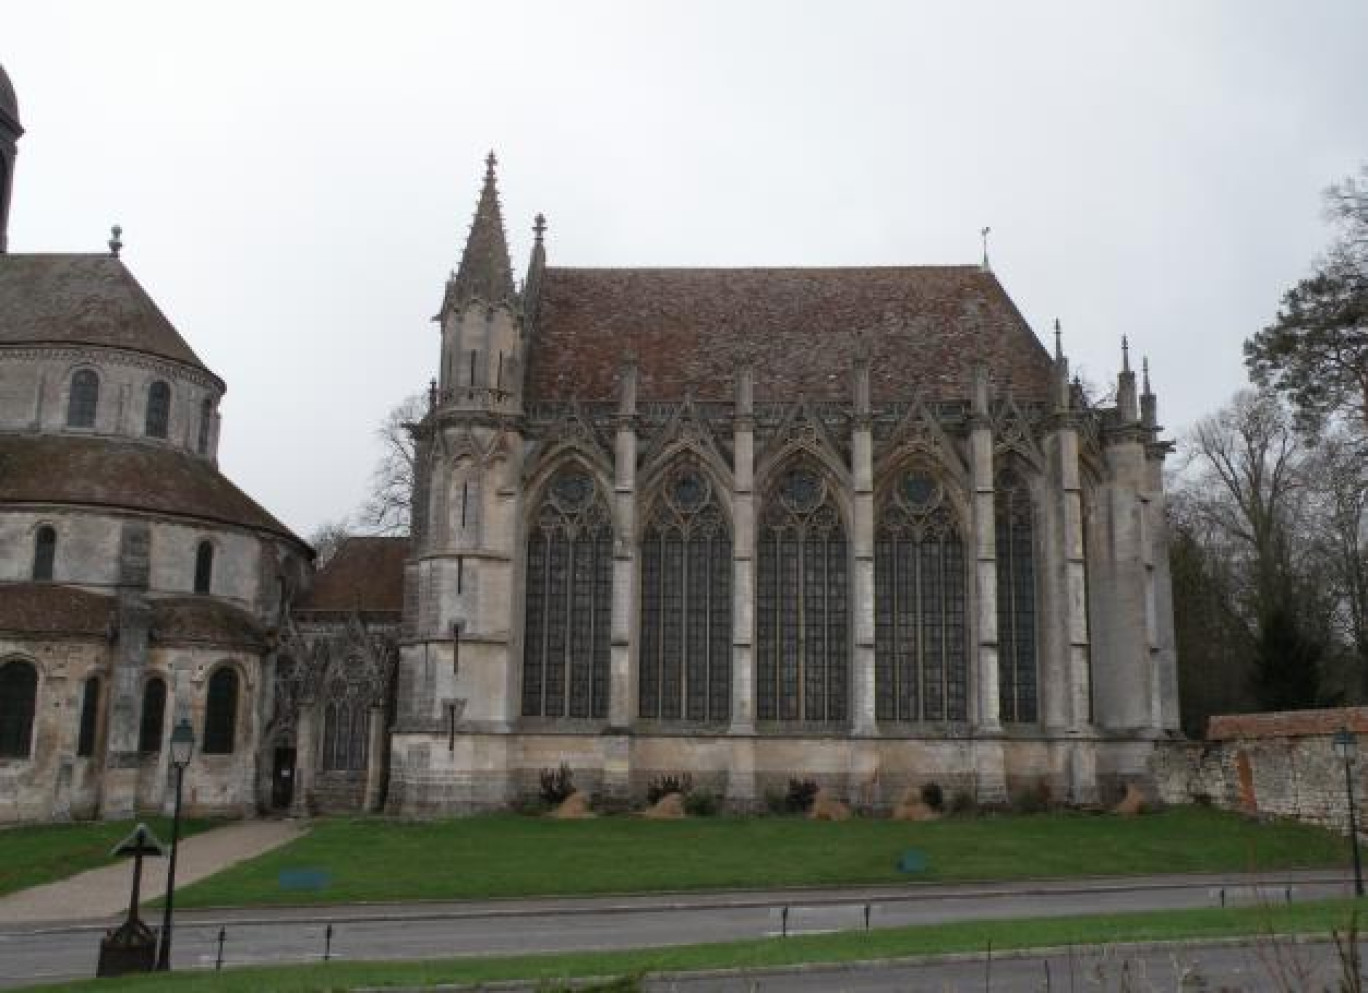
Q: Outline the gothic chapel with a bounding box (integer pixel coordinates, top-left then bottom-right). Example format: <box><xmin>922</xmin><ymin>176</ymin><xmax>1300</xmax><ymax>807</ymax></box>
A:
<box><xmin>387</xmin><ymin>155</ymin><xmax>1180</xmax><ymax>813</ymax></box>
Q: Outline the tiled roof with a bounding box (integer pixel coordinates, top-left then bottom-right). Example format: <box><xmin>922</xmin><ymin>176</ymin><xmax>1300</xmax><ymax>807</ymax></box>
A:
<box><xmin>0</xmin><ymin>433</ymin><xmax>302</xmax><ymax>544</ymax></box>
<box><xmin>296</xmin><ymin>536</ymin><xmax>407</xmax><ymax>616</ymax></box>
<box><xmin>526</xmin><ymin>266</ymin><xmax>1053</xmax><ymax>403</ymax></box>
<box><xmin>0</xmin><ymin>583</ymin><xmax>113</xmax><ymax>637</ymax></box>
<box><xmin>151</xmin><ymin>596</ymin><xmax>267</xmax><ymax>649</ymax></box>
<box><xmin>0</xmin><ymin>254</ymin><xmax>218</xmax><ymax>380</ymax></box>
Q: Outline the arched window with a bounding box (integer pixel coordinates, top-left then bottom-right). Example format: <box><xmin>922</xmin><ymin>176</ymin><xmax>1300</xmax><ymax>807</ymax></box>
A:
<box><xmin>996</xmin><ymin>466</ymin><xmax>1038</xmax><ymax>723</ymax></box>
<box><xmin>144</xmin><ymin>381</ymin><xmax>171</xmax><ymax>438</ymax></box>
<box><xmin>0</xmin><ymin>661</ymin><xmax>38</xmax><ymax>758</ymax></box>
<box><xmin>756</xmin><ymin>461</ymin><xmax>849</xmax><ymax>723</ymax></box>
<box><xmin>76</xmin><ymin>676</ymin><xmax>101</xmax><ymax>757</ymax></box>
<box><xmin>203</xmin><ymin>667</ymin><xmax>239</xmax><ymax>754</ymax></box>
<box><xmin>197</xmin><ymin>398</ymin><xmax>213</xmax><ymax>455</ymax></box>
<box><xmin>874</xmin><ymin>470</ymin><xmax>969</xmax><ymax>722</ymax></box>
<box><xmin>67</xmin><ymin>370</ymin><xmax>99</xmax><ymax>428</ymax></box>
<box><xmin>139</xmin><ymin>678</ymin><xmax>167</xmax><ymax>753</ymax></box>
<box><xmin>638</xmin><ymin>463</ymin><xmax>731</xmax><ymax>722</ymax></box>
<box><xmin>521</xmin><ymin>466</ymin><xmax>612</xmax><ymax>719</ymax></box>
<box><xmin>32</xmin><ymin>526</ymin><xmax>56</xmax><ymax>582</ymax></box>
<box><xmin>194</xmin><ymin>541</ymin><xmax>214</xmax><ymax>595</ymax></box>
<box><xmin>321</xmin><ymin>695</ymin><xmax>370</xmax><ymax>772</ymax></box>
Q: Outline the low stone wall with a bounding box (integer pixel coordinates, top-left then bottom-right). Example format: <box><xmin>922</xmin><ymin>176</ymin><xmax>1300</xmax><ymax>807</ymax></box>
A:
<box><xmin>1152</xmin><ymin>707</ymin><xmax>1368</xmax><ymax>835</ymax></box>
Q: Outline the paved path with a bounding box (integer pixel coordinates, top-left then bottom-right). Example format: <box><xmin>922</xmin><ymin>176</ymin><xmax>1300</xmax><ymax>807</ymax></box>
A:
<box><xmin>0</xmin><ymin>870</ymin><xmax>1353</xmax><ymax>988</ymax></box>
<box><xmin>0</xmin><ymin>819</ymin><xmax>303</xmax><ymax>925</ymax></box>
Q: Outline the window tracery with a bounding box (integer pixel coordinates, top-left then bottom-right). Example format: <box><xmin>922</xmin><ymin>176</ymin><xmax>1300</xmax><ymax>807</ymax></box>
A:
<box><xmin>521</xmin><ymin>466</ymin><xmax>612</xmax><ymax>719</ymax></box>
<box><xmin>995</xmin><ymin>466</ymin><xmax>1038</xmax><ymax>723</ymax></box>
<box><xmin>638</xmin><ymin>463</ymin><xmax>731</xmax><ymax>722</ymax></box>
<box><xmin>874</xmin><ymin>470</ymin><xmax>968</xmax><ymax>722</ymax></box>
<box><xmin>756</xmin><ymin>461</ymin><xmax>848</xmax><ymax>723</ymax></box>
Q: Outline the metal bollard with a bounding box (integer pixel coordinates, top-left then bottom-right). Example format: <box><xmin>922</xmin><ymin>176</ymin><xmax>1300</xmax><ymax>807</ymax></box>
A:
<box><xmin>215</xmin><ymin>927</ymin><xmax>225</xmax><ymax>971</ymax></box>
<box><xmin>864</xmin><ymin>904</ymin><xmax>871</xmax><ymax>931</ymax></box>
<box><xmin>324</xmin><ymin>923</ymin><xmax>334</xmax><ymax>962</ymax></box>
<box><xmin>782</xmin><ymin>906</ymin><xmax>789</xmax><ymax>938</ymax></box>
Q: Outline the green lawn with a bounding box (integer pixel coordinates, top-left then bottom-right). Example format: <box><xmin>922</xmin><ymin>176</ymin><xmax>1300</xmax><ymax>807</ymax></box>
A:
<box><xmin>0</xmin><ymin>818</ymin><xmax>215</xmax><ymax>898</ymax></box>
<box><xmin>172</xmin><ymin>806</ymin><xmax>1350</xmax><ymax>909</ymax></box>
<box><xmin>23</xmin><ymin>897</ymin><xmax>1367</xmax><ymax>992</ymax></box>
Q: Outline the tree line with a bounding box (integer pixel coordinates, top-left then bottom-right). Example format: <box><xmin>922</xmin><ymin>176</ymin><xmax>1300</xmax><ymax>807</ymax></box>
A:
<box><xmin>1174</xmin><ymin>164</ymin><xmax>1368</xmax><ymax>735</ymax></box>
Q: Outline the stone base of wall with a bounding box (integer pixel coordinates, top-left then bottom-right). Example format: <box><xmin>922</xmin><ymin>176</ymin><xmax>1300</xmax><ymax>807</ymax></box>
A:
<box><xmin>386</xmin><ymin>730</ymin><xmax>1161</xmax><ymax>817</ymax></box>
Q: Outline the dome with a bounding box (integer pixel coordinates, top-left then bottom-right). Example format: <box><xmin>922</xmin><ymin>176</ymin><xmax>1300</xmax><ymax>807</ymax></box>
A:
<box><xmin>0</xmin><ymin>63</ymin><xmax>19</xmax><ymax>130</ymax></box>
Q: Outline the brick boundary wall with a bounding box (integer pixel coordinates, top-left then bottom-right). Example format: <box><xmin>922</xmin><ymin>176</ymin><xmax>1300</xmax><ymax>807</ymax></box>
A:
<box><xmin>1151</xmin><ymin>707</ymin><xmax>1368</xmax><ymax>836</ymax></box>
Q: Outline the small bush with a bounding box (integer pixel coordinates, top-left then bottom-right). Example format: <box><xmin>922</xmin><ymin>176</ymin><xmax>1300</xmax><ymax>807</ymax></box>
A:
<box><xmin>920</xmin><ymin>781</ymin><xmax>945</xmax><ymax>812</ymax></box>
<box><xmin>1012</xmin><ymin>780</ymin><xmax>1052</xmax><ymax>815</ymax></box>
<box><xmin>948</xmin><ymin>790</ymin><xmax>979</xmax><ymax>817</ymax></box>
<box><xmin>763</xmin><ymin>788</ymin><xmax>787</xmax><ymax>815</ymax></box>
<box><xmin>646</xmin><ymin>772</ymin><xmax>693</xmax><ymax>805</ymax></box>
<box><xmin>786</xmin><ymin>778</ymin><xmax>819</xmax><ymax>814</ymax></box>
<box><xmin>684</xmin><ymin>790</ymin><xmax>719</xmax><ymax>817</ymax></box>
<box><xmin>539</xmin><ymin>763</ymin><xmax>575</xmax><ymax>806</ymax></box>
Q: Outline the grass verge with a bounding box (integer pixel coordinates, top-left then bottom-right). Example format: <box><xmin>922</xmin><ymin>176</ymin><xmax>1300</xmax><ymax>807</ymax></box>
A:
<box><xmin>24</xmin><ymin>897</ymin><xmax>1367</xmax><ymax>992</ymax></box>
<box><xmin>172</xmin><ymin>806</ymin><xmax>1346</xmax><ymax>908</ymax></box>
<box><xmin>0</xmin><ymin>818</ymin><xmax>215</xmax><ymax>898</ymax></box>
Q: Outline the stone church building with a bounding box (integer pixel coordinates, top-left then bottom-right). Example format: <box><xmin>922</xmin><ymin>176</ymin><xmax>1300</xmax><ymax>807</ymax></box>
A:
<box><xmin>0</xmin><ymin>62</ymin><xmax>1177</xmax><ymax>821</ymax></box>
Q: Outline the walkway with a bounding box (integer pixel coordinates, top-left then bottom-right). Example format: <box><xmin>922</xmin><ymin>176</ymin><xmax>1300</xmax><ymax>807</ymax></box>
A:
<box><xmin>0</xmin><ymin>819</ymin><xmax>303</xmax><ymax>925</ymax></box>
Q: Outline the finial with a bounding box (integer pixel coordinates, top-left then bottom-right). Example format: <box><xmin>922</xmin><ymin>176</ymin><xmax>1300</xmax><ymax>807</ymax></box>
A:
<box><xmin>980</xmin><ymin>226</ymin><xmax>992</xmax><ymax>271</ymax></box>
<box><xmin>428</xmin><ymin>377</ymin><xmax>438</xmax><ymax>411</ymax></box>
<box><xmin>533</xmin><ymin>213</ymin><xmax>546</xmax><ymax>245</ymax></box>
<box><xmin>1053</xmin><ymin>318</ymin><xmax>1063</xmax><ymax>360</ymax></box>
<box><xmin>1121</xmin><ymin>335</ymin><xmax>1131</xmax><ymax>373</ymax></box>
<box><xmin>1142</xmin><ymin>356</ymin><xmax>1151</xmax><ymax>394</ymax></box>
<box><xmin>108</xmin><ymin>225</ymin><xmax>123</xmax><ymax>258</ymax></box>
<box><xmin>484</xmin><ymin>150</ymin><xmax>497</xmax><ymax>177</ymax></box>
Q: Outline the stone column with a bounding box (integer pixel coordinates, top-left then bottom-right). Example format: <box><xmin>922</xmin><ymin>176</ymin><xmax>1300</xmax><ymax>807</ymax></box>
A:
<box><xmin>969</xmin><ymin>367</ymin><xmax>1007</xmax><ymax>804</ymax></box>
<box><xmin>729</xmin><ymin>365</ymin><xmax>756</xmax><ymax>736</ymax></box>
<box><xmin>291</xmin><ymin>701</ymin><xmax>317</xmax><ymax>818</ymax></box>
<box><xmin>363</xmin><ymin>705</ymin><xmax>387</xmax><ymax>812</ymax></box>
<box><xmin>100</xmin><ymin>521</ymin><xmax>152</xmax><ymax>820</ymax></box>
<box><xmin>605</xmin><ymin>358</ymin><xmax>638</xmax><ymax>804</ymax></box>
<box><xmin>850</xmin><ymin>355</ymin><xmax>877</xmax><ymax>736</ymax></box>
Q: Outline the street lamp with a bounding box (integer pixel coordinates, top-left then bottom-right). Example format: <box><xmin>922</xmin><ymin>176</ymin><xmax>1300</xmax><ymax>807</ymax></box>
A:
<box><xmin>156</xmin><ymin>717</ymin><xmax>195</xmax><ymax>971</ymax></box>
<box><xmin>1332</xmin><ymin>727</ymin><xmax>1364</xmax><ymax>898</ymax></box>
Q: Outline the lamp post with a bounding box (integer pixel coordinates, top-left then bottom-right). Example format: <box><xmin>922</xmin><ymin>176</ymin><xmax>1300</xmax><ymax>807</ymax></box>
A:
<box><xmin>155</xmin><ymin>717</ymin><xmax>195</xmax><ymax>971</ymax></box>
<box><xmin>1332</xmin><ymin>726</ymin><xmax>1364</xmax><ymax>899</ymax></box>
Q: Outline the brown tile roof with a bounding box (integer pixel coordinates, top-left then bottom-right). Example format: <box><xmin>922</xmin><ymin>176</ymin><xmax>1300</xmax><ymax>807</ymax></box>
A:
<box><xmin>526</xmin><ymin>266</ymin><xmax>1053</xmax><ymax>403</ymax></box>
<box><xmin>0</xmin><ymin>433</ymin><xmax>303</xmax><ymax>545</ymax></box>
<box><xmin>1207</xmin><ymin>708</ymin><xmax>1368</xmax><ymax>741</ymax></box>
<box><xmin>296</xmin><ymin>536</ymin><xmax>407</xmax><ymax>615</ymax></box>
<box><xmin>0</xmin><ymin>583</ymin><xmax>114</xmax><ymax>637</ymax></box>
<box><xmin>0</xmin><ymin>254</ymin><xmax>218</xmax><ymax>381</ymax></box>
<box><xmin>151</xmin><ymin>596</ymin><xmax>267</xmax><ymax>649</ymax></box>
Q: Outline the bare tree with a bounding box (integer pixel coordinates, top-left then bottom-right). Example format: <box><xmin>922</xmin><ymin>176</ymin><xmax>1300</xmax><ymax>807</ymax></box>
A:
<box><xmin>1305</xmin><ymin>428</ymin><xmax>1368</xmax><ymax>698</ymax></box>
<box><xmin>307</xmin><ymin>517</ymin><xmax>352</xmax><ymax>568</ymax></box>
<box><xmin>359</xmin><ymin>393</ymin><xmax>425</xmax><ymax>536</ymax></box>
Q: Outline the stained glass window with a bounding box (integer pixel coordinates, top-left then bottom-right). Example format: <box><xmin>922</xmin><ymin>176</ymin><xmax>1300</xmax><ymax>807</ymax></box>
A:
<box><xmin>522</xmin><ymin>467</ymin><xmax>613</xmax><ymax>719</ymax></box>
<box><xmin>145</xmin><ymin>381</ymin><xmax>171</xmax><ymax>439</ymax></box>
<box><xmin>32</xmin><ymin>526</ymin><xmax>55</xmax><ymax>582</ymax></box>
<box><xmin>0</xmin><ymin>661</ymin><xmax>38</xmax><ymax>758</ymax></box>
<box><xmin>996</xmin><ymin>467</ymin><xmax>1038</xmax><ymax>723</ymax></box>
<box><xmin>638</xmin><ymin>464</ymin><xmax>731</xmax><ymax>722</ymax></box>
<box><xmin>194</xmin><ymin>541</ymin><xmax>214</xmax><ymax>595</ymax></box>
<box><xmin>874</xmin><ymin>471</ymin><xmax>968</xmax><ymax>722</ymax></box>
<box><xmin>756</xmin><ymin>463</ymin><xmax>848</xmax><ymax>723</ymax></box>
<box><xmin>67</xmin><ymin>370</ymin><xmax>99</xmax><ymax>428</ymax></box>
<box><xmin>203</xmin><ymin>667</ymin><xmax>239</xmax><ymax>754</ymax></box>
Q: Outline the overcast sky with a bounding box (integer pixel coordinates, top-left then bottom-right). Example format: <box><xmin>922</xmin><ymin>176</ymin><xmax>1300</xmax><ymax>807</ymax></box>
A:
<box><xmin>6</xmin><ymin>1</ymin><xmax>1366</xmax><ymax>539</ymax></box>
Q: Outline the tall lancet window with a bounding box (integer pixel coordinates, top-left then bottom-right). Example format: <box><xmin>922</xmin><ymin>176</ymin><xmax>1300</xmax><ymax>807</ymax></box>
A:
<box><xmin>874</xmin><ymin>470</ymin><xmax>969</xmax><ymax>722</ymax></box>
<box><xmin>638</xmin><ymin>463</ymin><xmax>731</xmax><ymax>722</ymax></box>
<box><xmin>756</xmin><ymin>462</ymin><xmax>849</xmax><ymax>723</ymax></box>
<box><xmin>521</xmin><ymin>466</ymin><xmax>612</xmax><ymax>719</ymax></box>
<box><xmin>995</xmin><ymin>465</ymin><xmax>1038</xmax><ymax>723</ymax></box>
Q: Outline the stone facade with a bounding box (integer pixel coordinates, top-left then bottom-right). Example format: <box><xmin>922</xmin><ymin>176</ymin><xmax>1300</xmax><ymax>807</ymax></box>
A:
<box><xmin>1152</xmin><ymin>708</ymin><xmax>1368</xmax><ymax>835</ymax></box>
<box><xmin>387</xmin><ymin>157</ymin><xmax>1181</xmax><ymax>815</ymax></box>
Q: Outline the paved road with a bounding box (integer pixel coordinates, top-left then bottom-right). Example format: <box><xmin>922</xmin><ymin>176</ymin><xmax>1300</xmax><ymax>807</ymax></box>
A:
<box><xmin>0</xmin><ymin>871</ymin><xmax>1353</xmax><ymax>989</ymax></box>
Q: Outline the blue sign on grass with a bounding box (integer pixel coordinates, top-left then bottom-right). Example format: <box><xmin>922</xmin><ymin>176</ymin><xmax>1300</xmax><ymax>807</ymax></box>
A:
<box><xmin>278</xmin><ymin>868</ymin><xmax>332</xmax><ymax>891</ymax></box>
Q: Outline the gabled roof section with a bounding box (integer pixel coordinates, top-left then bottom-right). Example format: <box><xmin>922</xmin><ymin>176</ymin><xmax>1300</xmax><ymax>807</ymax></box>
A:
<box><xmin>0</xmin><ymin>433</ymin><xmax>302</xmax><ymax>545</ymax></box>
<box><xmin>0</xmin><ymin>254</ymin><xmax>219</xmax><ymax>382</ymax></box>
<box><xmin>0</xmin><ymin>583</ymin><xmax>113</xmax><ymax>637</ymax></box>
<box><xmin>438</xmin><ymin>153</ymin><xmax>516</xmax><ymax>317</ymax></box>
<box><xmin>296</xmin><ymin>536</ymin><xmax>407</xmax><ymax>616</ymax></box>
<box><xmin>525</xmin><ymin>266</ymin><xmax>1053</xmax><ymax>403</ymax></box>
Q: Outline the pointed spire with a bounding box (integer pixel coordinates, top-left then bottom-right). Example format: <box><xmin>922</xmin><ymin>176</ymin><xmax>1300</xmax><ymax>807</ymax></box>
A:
<box><xmin>1142</xmin><ymin>356</ymin><xmax>1152</xmax><ymax>395</ymax></box>
<box><xmin>1053</xmin><ymin>318</ymin><xmax>1063</xmax><ymax>361</ymax></box>
<box><xmin>980</xmin><ymin>226</ymin><xmax>992</xmax><ymax>272</ymax></box>
<box><xmin>450</xmin><ymin>151</ymin><xmax>515</xmax><ymax>306</ymax></box>
<box><xmin>533</xmin><ymin>212</ymin><xmax>546</xmax><ymax>245</ymax></box>
<box><xmin>1121</xmin><ymin>335</ymin><xmax>1131</xmax><ymax>373</ymax></box>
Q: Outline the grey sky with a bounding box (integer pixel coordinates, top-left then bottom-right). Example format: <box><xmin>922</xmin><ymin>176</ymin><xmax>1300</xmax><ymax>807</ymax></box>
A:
<box><xmin>5</xmin><ymin>1</ymin><xmax>1366</xmax><ymax>539</ymax></box>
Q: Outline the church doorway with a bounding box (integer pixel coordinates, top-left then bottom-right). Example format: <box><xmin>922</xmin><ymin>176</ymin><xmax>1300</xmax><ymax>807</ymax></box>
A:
<box><xmin>271</xmin><ymin>746</ymin><xmax>296</xmax><ymax>809</ymax></box>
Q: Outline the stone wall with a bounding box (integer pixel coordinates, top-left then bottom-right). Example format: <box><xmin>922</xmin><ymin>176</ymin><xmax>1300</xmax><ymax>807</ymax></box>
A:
<box><xmin>1152</xmin><ymin>707</ymin><xmax>1368</xmax><ymax>835</ymax></box>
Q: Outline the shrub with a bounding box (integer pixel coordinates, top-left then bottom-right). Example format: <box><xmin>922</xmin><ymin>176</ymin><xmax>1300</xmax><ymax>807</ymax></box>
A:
<box><xmin>785</xmin><ymin>778</ymin><xmax>819</xmax><ymax>814</ymax></box>
<box><xmin>646</xmin><ymin>772</ymin><xmax>693</xmax><ymax>805</ymax></box>
<box><xmin>920</xmin><ymin>781</ymin><xmax>945</xmax><ymax>812</ymax></box>
<box><xmin>539</xmin><ymin>762</ymin><xmax>575</xmax><ymax>806</ymax></box>
<box><xmin>1012</xmin><ymin>780</ymin><xmax>1052</xmax><ymax>815</ymax></box>
<box><xmin>948</xmin><ymin>790</ymin><xmax>978</xmax><ymax>817</ymax></box>
<box><xmin>763</xmin><ymin>788</ymin><xmax>787</xmax><ymax>816</ymax></box>
<box><xmin>684</xmin><ymin>790</ymin><xmax>719</xmax><ymax>817</ymax></box>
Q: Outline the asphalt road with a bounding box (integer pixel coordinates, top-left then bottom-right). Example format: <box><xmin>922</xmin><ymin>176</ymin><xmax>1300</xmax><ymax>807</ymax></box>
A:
<box><xmin>0</xmin><ymin>870</ymin><xmax>1352</xmax><ymax>989</ymax></box>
